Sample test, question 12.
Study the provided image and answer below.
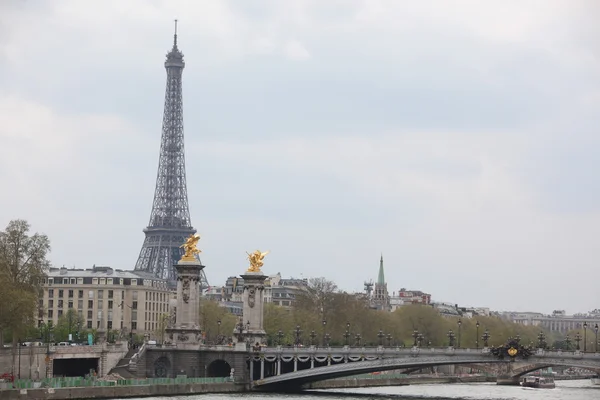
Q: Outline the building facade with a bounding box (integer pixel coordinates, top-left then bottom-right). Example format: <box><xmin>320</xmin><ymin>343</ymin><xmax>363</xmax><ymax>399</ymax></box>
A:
<box><xmin>501</xmin><ymin>310</ymin><xmax>600</xmax><ymax>333</ymax></box>
<box><xmin>40</xmin><ymin>266</ymin><xmax>171</xmax><ymax>338</ymax></box>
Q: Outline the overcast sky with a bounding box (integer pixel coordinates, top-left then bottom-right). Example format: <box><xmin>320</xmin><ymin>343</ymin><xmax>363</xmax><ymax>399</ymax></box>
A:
<box><xmin>1</xmin><ymin>1</ymin><xmax>598</xmax><ymax>315</ymax></box>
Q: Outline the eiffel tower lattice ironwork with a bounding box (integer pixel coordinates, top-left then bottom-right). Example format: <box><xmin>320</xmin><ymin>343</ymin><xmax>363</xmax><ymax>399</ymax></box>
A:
<box><xmin>134</xmin><ymin>21</ymin><xmax>208</xmax><ymax>287</ymax></box>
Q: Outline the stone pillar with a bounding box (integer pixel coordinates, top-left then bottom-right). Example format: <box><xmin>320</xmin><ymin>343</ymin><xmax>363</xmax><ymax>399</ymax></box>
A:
<box><xmin>239</xmin><ymin>272</ymin><xmax>268</xmax><ymax>346</ymax></box>
<box><xmin>166</xmin><ymin>259</ymin><xmax>204</xmax><ymax>347</ymax></box>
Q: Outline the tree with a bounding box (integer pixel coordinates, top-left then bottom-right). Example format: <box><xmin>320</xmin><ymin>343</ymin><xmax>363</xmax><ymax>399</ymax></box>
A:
<box><xmin>0</xmin><ymin>220</ymin><xmax>51</xmax><ymax>345</ymax></box>
<box><xmin>295</xmin><ymin>277</ymin><xmax>338</xmax><ymax>321</ymax></box>
<box><xmin>199</xmin><ymin>300</ymin><xmax>236</xmax><ymax>344</ymax></box>
<box><xmin>54</xmin><ymin>309</ymin><xmax>85</xmax><ymax>342</ymax></box>
<box><xmin>154</xmin><ymin>313</ymin><xmax>170</xmax><ymax>344</ymax></box>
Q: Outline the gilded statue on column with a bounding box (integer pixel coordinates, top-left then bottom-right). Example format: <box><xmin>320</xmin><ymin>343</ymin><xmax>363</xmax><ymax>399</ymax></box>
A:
<box><xmin>246</xmin><ymin>250</ymin><xmax>269</xmax><ymax>273</ymax></box>
<box><xmin>180</xmin><ymin>234</ymin><xmax>201</xmax><ymax>262</ymax></box>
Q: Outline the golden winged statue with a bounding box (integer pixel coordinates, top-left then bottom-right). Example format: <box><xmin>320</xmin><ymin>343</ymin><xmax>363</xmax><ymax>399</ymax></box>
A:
<box><xmin>180</xmin><ymin>234</ymin><xmax>201</xmax><ymax>262</ymax></box>
<box><xmin>246</xmin><ymin>250</ymin><xmax>269</xmax><ymax>273</ymax></box>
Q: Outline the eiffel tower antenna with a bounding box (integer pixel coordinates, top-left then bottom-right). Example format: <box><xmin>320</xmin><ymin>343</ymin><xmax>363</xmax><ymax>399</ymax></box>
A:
<box><xmin>134</xmin><ymin>22</ymin><xmax>208</xmax><ymax>288</ymax></box>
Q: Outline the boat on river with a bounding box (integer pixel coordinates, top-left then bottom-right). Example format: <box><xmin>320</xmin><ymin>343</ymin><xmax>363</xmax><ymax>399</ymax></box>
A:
<box><xmin>521</xmin><ymin>376</ymin><xmax>555</xmax><ymax>389</ymax></box>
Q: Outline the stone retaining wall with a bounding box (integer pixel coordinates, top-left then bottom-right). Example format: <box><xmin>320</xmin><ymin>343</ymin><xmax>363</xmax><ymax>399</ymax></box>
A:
<box><xmin>0</xmin><ymin>382</ymin><xmax>246</xmax><ymax>400</ymax></box>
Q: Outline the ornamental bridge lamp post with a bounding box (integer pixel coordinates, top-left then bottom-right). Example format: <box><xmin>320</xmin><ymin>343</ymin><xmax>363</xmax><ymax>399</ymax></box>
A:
<box><xmin>475</xmin><ymin>321</ymin><xmax>480</xmax><ymax>349</ymax></box>
<box><xmin>594</xmin><ymin>324</ymin><xmax>598</xmax><ymax>353</ymax></box>
<box><xmin>482</xmin><ymin>329</ymin><xmax>490</xmax><ymax>348</ymax></box>
<box><xmin>583</xmin><ymin>322</ymin><xmax>588</xmax><ymax>353</ymax></box>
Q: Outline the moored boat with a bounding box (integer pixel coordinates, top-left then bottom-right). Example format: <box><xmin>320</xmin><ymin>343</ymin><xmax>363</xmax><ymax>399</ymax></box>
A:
<box><xmin>521</xmin><ymin>376</ymin><xmax>555</xmax><ymax>389</ymax></box>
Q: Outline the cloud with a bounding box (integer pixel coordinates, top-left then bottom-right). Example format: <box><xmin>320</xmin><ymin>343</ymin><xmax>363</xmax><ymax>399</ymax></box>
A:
<box><xmin>283</xmin><ymin>40</ymin><xmax>311</xmax><ymax>60</ymax></box>
<box><xmin>0</xmin><ymin>1</ymin><xmax>599</xmax><ymax>314</ymax></box>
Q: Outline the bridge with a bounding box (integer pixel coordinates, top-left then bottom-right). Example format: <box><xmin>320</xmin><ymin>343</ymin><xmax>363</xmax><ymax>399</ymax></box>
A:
<box><xmin>248</xmin><ymin>346</ymin><xmax>600</xmax><ymax>390</ymax></box>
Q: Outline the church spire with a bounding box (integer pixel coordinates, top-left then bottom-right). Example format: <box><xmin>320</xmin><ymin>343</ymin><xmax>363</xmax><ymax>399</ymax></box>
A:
<box><xmin>377</xmin><ymin>253</ymin><xmax>385</xmax><ymax>285</ymax></box>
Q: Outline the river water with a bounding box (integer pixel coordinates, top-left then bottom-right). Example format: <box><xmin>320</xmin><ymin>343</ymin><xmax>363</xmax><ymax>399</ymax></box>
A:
<box><xmin>127</xmin><ymin>379</ymin><xmax>598</xmax><ymax>400</ymax></box>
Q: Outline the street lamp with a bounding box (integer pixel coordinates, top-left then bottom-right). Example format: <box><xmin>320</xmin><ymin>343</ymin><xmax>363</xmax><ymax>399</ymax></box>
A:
<box><xmin>217</xmin><ymin>319</ymin><xmax>221</xmax><ymax>344</ymax></box>
<box><xmin>482</xmin><ymin>329</ymin><xmax>490</xmax><ymax>348</ymax></box>
<box><xmin>475</xmin><ymin>321</ymin><xmax>480</xmax><ymax>349</ymax></box>
<box><xmin>354</xmin><ymin>333</ymin><xmax>362</xmax><ymax>347</ymax></box>
<box><xmin>412</xmin><ymin>330</ymin><xmax>419</xmax><ymax>347</ymax></box>
<box><xmin>322</xmin><ymin>319</ymin><xmax>327</xmax><ymax>347</ymax></box>
<box><xmin>575</xmin><ymin>333</ymin><xmax>581</xmax><ymax>351</ymax></box>
<box><xmin>565</xmin><ymin>334</ymin><xmax>571</xmax><ymax>350</ymax></box>
<box><xmin>386</xmin><ymin>334</ymin><xmax>392</xmax><ymax>347</ymax></box>
<box><xmin>583</xmin><ymin>322</ymin><xmax>588</xmax><ymax>353</ymax></box>
<box><xmin>447</xmin><ymin>330</ymin><xmax>455</xmax><ymax>347</ymax></box>
<box><xmin>309</xmin><ymin>330</ymin><xmax>317</xmax><ymax>346</ymax></box>
<box><xmin>595</xmin><ymin>324</ymin><xmax>599</xmax><ymax>353</ymax></box>
<box><xmin>417</xmin><ymin>333</ymin><xmax>424</xmax><ymax>348</ymax></box>
<box><xmin>277</xmin><ymin>329</ymin><xmax>284</xmax><ymax>346</ymax></box>
<box><xmin>457</xmin><ymin>319</ymin><xmax>462</xmax><ymax>348</ymax></box>
<box><xmin>378</xmin><ymin>330</ymin><xmax>385</xmax><ymax>346</ymax></box>
<box><xmin>324</xmin><ymin>333</ymin><xmax>331</xmax><ymax>347</ymax></box>
<box><xmin>344</xmin><ymin>322</ymin><xmax>350</xmax><ymax>346</ymax></box>
<box><xmin>537</xmin><ymin>331</ymin><xmax>546</xmax><ymax>349</ymax></box>
<box><xmin>294</xmin><ymin>325</ymin><xmax>302</xmax><ymax>346</ymax></box>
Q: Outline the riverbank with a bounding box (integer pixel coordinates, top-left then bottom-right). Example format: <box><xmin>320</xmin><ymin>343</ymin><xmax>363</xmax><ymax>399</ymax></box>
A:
<box><xmin>0</xmin><ymin>382</ymin><xmax>246</xmax><ymax>400</ymax></box>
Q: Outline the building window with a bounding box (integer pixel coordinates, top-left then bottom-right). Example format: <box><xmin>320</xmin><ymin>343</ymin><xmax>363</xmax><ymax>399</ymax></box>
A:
<box><xmin>97</xmin><ymin>311</ymin><xmax>102</xmax><ymax>320</ymax></box>
<box><xmin>131</xmin><ymin>322</ymin><xmax>137</xmax><ymax>330</ymax></box>
<box><xmin>77</xmin><ymin>278</ymin><xmax>83</xmax><ymax>285</ymax></box>
<box><xmin>58</xmin><ymin>300</ymin><xmax>63</xmax><ymax>308</ymax></box>
<box><xmin>92</xmin><ymin>278</ymin><xmax>98</xmax><ymax>285</ymax></box>
<box><xmin>58</xmin><ymin>310</ymin><xmax>63</xmax><ymax>317</ymax></box>
<box><xmin>48</xmin><ymin>289</ymin><xmax>54</xmax><ymax>297</ymax></box>
<box><xmin>68</xmin><ymin>290</ymin><xmax>74</xmax><ymax>298</ymax></box>
<box><xmin>63</xmin><ymin>278</ymin><xmax>68</xmax><ymax>284</ymax></box>
<box><xmin>88</xmin><ymin>291</ymin><xmax>94</xmax><ymax>299</ymax></box>
<box><xmin>78</xmin><ymin>310</ymin><xmax>83</xmax><ymax>318</ymax></box>
<box><xmin>132</xmin><ymin>311</ymin><xmax>137</xmax><ymax>321</ymax></box>
<box><xmin>78</xmin><ymin>290</ymin><xmax>83</xmax><ymax>298</ymax></box>
<box><xmin>48</xmin><ymin>310</ymin><xmax>53</xmax><ymax>318</ymax></box>
<box><xmin>107</xmin><ymin>279</ymin><xmax>113</xmax><ymax>285</ymax></box>
<box><xmin>108</xmin><ymin>311</ymin><xmax>113</xmax><ymax>321</ymax></box>
<box><xmin>88</xmin><ymin>300</ymin><xmax>93</xmax><ymax>309</ymax></box>
<box><xmin>132</xmin><ymin>301</ymin><xmax>138</xmax><ymax>310</ymax></box>
<box><xmin>108</xmin><ymin>290</ymin><xmax>113</xmax><ymax>299</ymax></box>
<box><xmin>87</xmin><ymin>321</ymin><xmax>92</xmax><ymax>329</ymax></box>
<box><xmin>68</xmin><ymin>301</ymin><xmax>73</xmax><ymax>309</ymax></box>
<box><xmin>70</xmin><ymin>278</ymin><xmax>75</xmax><ymax>285</ymax></box>
<box><xmin>120</xmin><ymin>279</ymin><xmax>123</xmax><ymax>285</ymax></box>
<box><xmin>98</xmin><ymin>290</ymin><xmax>104</xmax><ymax>299</ymax></box>
<box><xmin>87</xmin><ymin>310</ymin><xmax>92</xmax><ymax>319</ymax></box>
<box><xmin>132</xmin><ymin>291</ymin><xmax>138</xmax><ymax>301</ymax></box>
<box><xmin>100</xmin><ymin>278</ymin><xmax>105</xmax><ymax>285</ymax></box>
<box><xmin>48</xmin><ymin>300</ymin><xmax>54</xmax><ymax>308</ymax></box>
<box><xmin>78</xmin><ymin>300</ymin><xmax>83</xmax><ymax>309</ymax></box>
<box><xmin>108</xmin><ymin>301</ymin><xmax>113</xmax><ymax>309</ymax></box>
<box><xmin>58</xmin><ymin>290</ymin><xmax>64</xmax><ymax>298</ymax></box>
<box><xmin>48</xmin><ymin>278</ymin><xmax>53</xmax><ymax>285</ymax></box>
<box><xmin>107</xmin><ymin>321</ymin><xmax>112</xmax><ymax>329</ymax></box>
<box><xmin>131</xmin><ymin>279</ymin><xmax>137</xmax><ymax>286</ymax></box>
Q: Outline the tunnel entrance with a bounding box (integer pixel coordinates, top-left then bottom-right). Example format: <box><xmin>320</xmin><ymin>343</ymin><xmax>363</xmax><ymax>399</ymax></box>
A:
<box><xmin>53</xmin><ymin>358</ymin><xmax>98</xmax><ymax>377</ymax></box>
<box><xmin>207</xmin><ymin>359</ymin><xmax>231</xmax><ymax>377</ymax></box>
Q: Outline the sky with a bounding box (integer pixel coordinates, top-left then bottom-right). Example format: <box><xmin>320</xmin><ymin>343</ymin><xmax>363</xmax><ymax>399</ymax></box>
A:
<box><xmin>0</xmin><ymin>1</ymin><xmax>599</xmax><ymax>315</ymax></box>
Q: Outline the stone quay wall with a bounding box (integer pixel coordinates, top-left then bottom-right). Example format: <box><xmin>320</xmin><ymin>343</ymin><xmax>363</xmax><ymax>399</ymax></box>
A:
<box><xmin>0</xmin><ymin>382</ymin><xmax>246</xmax><ymax>400</ymax></box>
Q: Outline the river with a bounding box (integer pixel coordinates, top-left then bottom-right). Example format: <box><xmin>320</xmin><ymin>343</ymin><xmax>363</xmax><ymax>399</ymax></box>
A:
<box><xmin>127</xmin><ymin>379</ymin><xmax>598</xmax><ymax>400</ymax></box>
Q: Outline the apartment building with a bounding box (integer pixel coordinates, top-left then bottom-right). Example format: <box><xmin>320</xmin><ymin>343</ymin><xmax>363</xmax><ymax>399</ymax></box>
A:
<box><xmin>40</xmin><ymin>266</ymin><xmax>171</xmax><ymax>336</ymax></box>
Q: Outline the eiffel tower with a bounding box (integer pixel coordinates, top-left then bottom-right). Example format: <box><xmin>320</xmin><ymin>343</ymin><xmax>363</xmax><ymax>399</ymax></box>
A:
<box><xmin>134</xmin><ymin>21</ymin><xmax>208</xmax><ymax>288</ymax></box>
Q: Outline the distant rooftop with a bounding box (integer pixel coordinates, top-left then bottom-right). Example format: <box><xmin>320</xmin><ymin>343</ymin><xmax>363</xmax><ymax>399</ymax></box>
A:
<box><xmin>46</xmin><ymin>265</ymin><xmax>164</xmax><ymax>281</ymax></box>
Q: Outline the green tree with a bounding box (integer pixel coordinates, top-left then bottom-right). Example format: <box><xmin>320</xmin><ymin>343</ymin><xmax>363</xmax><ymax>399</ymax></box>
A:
<box><xmin>54</xmin><ymin>309</ymin><xmax>85</xmax><ymax>342</ymax></box>
<box><xmin>199</xmin><ymin>300</ymin><xmax>236</xmax><ymax>344</ymax></box>
<box><xmin>0</xmin><ymin>220</ymin><xmax>51</xmax><ymax>344</ymax></box>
